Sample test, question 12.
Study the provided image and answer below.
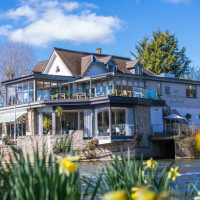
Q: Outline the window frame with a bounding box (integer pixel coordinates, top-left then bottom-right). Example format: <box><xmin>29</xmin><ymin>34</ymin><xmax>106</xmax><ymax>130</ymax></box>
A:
<box><xmin>186</xmin><ymin>85</ymin><xmax>197</xmax><ymax>98</ymax></box>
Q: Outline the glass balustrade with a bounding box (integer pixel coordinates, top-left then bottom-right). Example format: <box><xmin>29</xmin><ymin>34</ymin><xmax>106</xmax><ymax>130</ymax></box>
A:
<box><xmin>2</xmin><ymin>76</ymin><xmax>158</xmax><ymax>107</ymax></box>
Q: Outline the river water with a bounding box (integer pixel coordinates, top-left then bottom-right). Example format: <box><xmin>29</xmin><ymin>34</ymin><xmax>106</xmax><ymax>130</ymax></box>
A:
<box><xmin>79</xmin><ymin>159</ymin><xmax>200</xmax><ymax>192</ymax></box>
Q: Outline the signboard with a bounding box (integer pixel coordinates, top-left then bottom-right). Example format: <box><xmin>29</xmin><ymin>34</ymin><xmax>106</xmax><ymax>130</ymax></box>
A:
<box><xmin>98</xmin><ymin>136</ymin><xmax>111</xmax><ymax>144</ymax></box>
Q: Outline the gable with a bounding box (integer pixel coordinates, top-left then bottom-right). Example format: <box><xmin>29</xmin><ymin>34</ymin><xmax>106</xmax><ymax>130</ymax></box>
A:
<box><xmin>43</xmin><ymin>51</ymin><xmax>73</xmax><ymax>76</ymax></box>
<box><xmin>83</xmin><ymin>62</ymin><xmax>108</xmax><ymax>77</ymax></box>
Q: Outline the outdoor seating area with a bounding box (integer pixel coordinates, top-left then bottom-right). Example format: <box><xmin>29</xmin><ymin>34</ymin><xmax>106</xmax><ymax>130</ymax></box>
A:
<box><xmin>0</xmin><ymin>74</ymin><xmax>158</xmax><ymax>107</ymax></box>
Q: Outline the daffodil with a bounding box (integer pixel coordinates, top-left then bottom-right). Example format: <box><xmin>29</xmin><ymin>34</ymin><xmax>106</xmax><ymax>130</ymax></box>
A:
<box><xmin>138</xmin><ymin>170</ymin><xmax>147</xmax><ymax>184</ymax></box>
<box><xmin>102</xmin><ymin>190</ymin><xmax>127</xmax><ymax>200</ymax></box>
<box><xmin>146</xmin><ymin>158</ymin><xmax>157</xmax><ymax>169</ymax></box>
<box><xmin>196</xmin><ymin>132</ymin><xmax>200</xmax><ymax>150</ymax></box>
<box><xmin>168</xmin><ymin>166</ymin><xmax>181</xmax><ymax>181</ymax></box>
<box><xmin>131</xmin><ymin>187</ymin><xmax>157</xmax><ymax>200</ymax></box>
<box><xmin>57</xmin><ymin>157</ymin><xmax>78</xmax><ymax>176</ymax></box>
<box><xmin>194</xmin><ymin>191</ymin><xmax>200</xmax><ymax>200</ymax></box>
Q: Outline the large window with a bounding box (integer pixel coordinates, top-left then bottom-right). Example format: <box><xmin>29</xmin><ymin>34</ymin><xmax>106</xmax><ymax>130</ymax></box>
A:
<box><xmin>23</xmin><ymin>82</ymin><xmax>29</xmax><ymax>103</ymax></box>
<box><xmin>29</xmin><ymin>81</ymin><xmax>34</xmax><ymax>102</ymax></box>
<box><xmin>37</xmin><ymin>81</ymin><xmax>43</xmax><ymax>101</ymax></box>
<box><xmin>96</xmin><ymin>108</ymin><xmax>109</xmax><ymax>136</ymax></box>
<box><xmin>111</xmin><ymin>108</ymin><xmax>134</xmax><ymax>136</ymax></box>
<box><xmin>44</xmin><ymin>82</ymin><xmax>50</xmax><ymax>100</ymax></box>
<box><xmin>186</xmin><ymin>85</ymin><xmax>197</xmax><ymax>98</ymax></box>
<box><xmin>95</xmin><ymin>107</ymin><xmax>135</xmax><ymax>137</ymax></box>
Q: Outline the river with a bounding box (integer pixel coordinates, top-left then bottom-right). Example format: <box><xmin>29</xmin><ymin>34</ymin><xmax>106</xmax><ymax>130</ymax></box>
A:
<box><xmin>79</xmin><ymin>159</ymin><xmax>200</xmax><ymax>192</ymax></box>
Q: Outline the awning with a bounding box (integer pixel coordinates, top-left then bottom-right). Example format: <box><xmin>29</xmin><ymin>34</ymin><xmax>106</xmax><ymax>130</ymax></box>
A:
<box><xmin>0</xmin><ymin>111</ymin><xmax>27</xmax><ymax>123</ymax></box>
<box><xmin>164</xmin><ymin>114</ymin><xmax>184</xmax><ymax>119</ymax></box>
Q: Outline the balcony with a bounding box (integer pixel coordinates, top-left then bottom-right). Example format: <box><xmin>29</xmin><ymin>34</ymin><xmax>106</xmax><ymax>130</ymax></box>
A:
<box><xmin>0</xmin><ymin>74</ymin><xmax>158</xmax><ymax>108</ymax></box>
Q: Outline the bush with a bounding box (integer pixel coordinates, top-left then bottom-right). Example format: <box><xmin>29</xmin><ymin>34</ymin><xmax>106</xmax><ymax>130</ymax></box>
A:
<box><xmin>86</xmin><ymin>139</ymin><xmax>99</xmax><ymax>150</ymax></box>
<box><xmin>185</xmin><ymin>113</ymin><xmax>192</xmax><ymax>121</ymax></box>
<box><xmin>53</xmin><ymin>136</ymin><xmax>71</xmax><ymax>154</ymax></box>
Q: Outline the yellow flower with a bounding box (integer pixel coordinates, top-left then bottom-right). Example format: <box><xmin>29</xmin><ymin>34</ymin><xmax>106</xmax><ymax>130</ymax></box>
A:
<box><xmin>196</xmin><ymin>132</ymin><xmax>200</xmax><ymax>150</ymax></box>
<box><xmin>57</xmin><ymin>158</ymin><xmax>77</xmax><ymax>176</ymax></box>
<box><xmin>146</xmin><ymin>158</ymin><xmax>157</xmax><ymax>169</ymax></box>
<box><xmin>194</xmin><ymin>191</ymin><xmax>200</xmax><ymax>200</ymax></box>
<box><xmin>102</xmin><ymin>190</ymin><xmax>127</xmax><ymax>200</ymax></box>
<box><xmin>131</xmin><ymin>187</ymin><xmax>157</xmax><ymax>200</ymax></box>
<box><xmin>168</xmin><ymin>166</ymin><xmax>181</xmax><ymax>181</ymax></box>
<box><xmin>138</xmin><ymin>170</ymin><xmax>147</xmax><ymax>184</ymax></box>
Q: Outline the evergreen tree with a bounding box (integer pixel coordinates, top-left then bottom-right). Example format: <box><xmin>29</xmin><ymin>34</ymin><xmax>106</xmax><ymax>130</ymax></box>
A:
<box><xmin>131</xmin><ymin>29</ymin><xmax>191</xmax><ymax>77</ymax></box>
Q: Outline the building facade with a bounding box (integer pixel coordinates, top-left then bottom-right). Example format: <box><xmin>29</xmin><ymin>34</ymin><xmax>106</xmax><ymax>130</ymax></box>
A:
<box><xmin>0</xmin><ymin>48</ymin><xmax>199</xmax><ymax>144</ymax></box>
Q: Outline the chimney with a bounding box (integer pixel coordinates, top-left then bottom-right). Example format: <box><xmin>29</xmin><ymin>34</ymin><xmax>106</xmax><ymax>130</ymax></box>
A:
<box><xmin>96</xmin><ymin>48</ymin><xmax>101</xmax><ymax>54</ymax></box>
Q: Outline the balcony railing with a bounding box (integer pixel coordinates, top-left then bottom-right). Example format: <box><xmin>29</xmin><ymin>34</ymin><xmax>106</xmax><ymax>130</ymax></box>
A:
<box><xmin>37</xmin><ymin>86</ymin><xmax>157</xmax><ymax>101</ymax></box>
<box><xmin>0</xmin><ymin>86</ymin><xmax>158</xmax><ymax>108</ymax></box>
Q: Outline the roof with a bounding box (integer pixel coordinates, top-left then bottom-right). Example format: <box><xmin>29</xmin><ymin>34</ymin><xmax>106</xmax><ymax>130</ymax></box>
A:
<box><xmin>81</xmin><ymin>55</ymin><xmax>93</xmax><ymax>75</ymax></box>
<box><xmin>126</xmin><ymin>59</ymin><xmax>156</xmax><ymax>76</ymax></box>
<box><xmin>126</xmin><ymin>60</ymin><xmax>139</xmax><ymax>69</ymax></box>
<box><xmin>54</xmin><ymin>48</ymin><xmax>131</xmax><ymax>75</ymax></box>
<box><xmin>99</xmin><ymin>56</ymin><xmax>112</xmax><ymax>64</ymax></box>
<box><xmin>143</xmin><ymin>67</ymin><xmax>156</xmax><ymax>76</ymax></box>
<box><xmin>31</xmin><ymin>60</ymin><xmax>48</xmax><ymax>74</ymax></box>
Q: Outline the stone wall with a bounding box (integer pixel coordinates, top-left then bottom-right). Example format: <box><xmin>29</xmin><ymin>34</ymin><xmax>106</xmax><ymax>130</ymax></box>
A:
<box><xmin>26</xmin><ymin>108</ymin><xmax>37</xmax><ymax>135</ymax></box>
<box><xmin>175</xmin><ymin>136</ymin><xmax>196</xmax><ymax>159</ymax></box>
<box><xmin>134</xmin><ymin>105</ymin><xmax>151</xmax><ymax>147</ymax></box>
<box><xmin>17</xmin><ymin>134</ymin><xmax>72</xmax><ymax>154</ymax></box>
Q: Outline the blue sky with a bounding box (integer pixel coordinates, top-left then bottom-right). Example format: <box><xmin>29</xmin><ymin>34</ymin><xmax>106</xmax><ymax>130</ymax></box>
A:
<box><xmin>0</xmin><ymin>0</ymin><xmax>199</xmax><ymax>67</ymax></box>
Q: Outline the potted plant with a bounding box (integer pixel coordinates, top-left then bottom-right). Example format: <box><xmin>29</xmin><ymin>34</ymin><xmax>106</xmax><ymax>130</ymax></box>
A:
<box><xmin>185</xmin><ymin>113</ymin><xmax>192</xmax><ymax>121</ymax></box>
<box><xmin>43</xmin><ymin>117</ymin><xmax>52</xmax><ymax>134</ymax></box>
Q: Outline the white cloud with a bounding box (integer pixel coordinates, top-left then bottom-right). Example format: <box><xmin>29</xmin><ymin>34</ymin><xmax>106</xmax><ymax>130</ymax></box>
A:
<box><xmin>164</xmin><ymin>0</ymin><xmax>190</xmax><ymax>3</ymax></box>
<box><xmin>62</xmin><ymin>2</ymin><xmax>79</xmax><ymax>11</ymax></box>
<box><xmin>0</xmin><ymin>1</ymin><xmax>121</xmax><ymax>47</ymax></box>
<box><xmin>0</xmin><ymin>25</ymin><xmax>12</xmax><ymax>36</ymax></box>
<box><xmin>5</xmin><ymin>5</ymin><xmax>37</xmax><ymax>21</ymax></box>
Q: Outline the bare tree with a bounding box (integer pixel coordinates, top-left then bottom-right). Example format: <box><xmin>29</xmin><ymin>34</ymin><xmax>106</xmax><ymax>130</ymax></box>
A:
<box><xmin>0</xmin><ymin>40</ymin><xmax>35</xmax><ymax>81</ymax></box>
<box><xmin>184</xmin><ymin>66</ymin><xmax>200</xmax><ymax>81</ymax></box>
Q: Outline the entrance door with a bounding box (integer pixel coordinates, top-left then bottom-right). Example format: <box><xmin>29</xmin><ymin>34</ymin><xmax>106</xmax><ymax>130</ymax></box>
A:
<box><xmin>150</xmin><ymin>107</ymin><xmax>163</xmax><ymax>135</ymax></box>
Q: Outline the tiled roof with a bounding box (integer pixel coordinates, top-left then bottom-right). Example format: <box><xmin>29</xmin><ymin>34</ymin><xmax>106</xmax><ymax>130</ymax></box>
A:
<box><xmin>55</xmin><ymin>48</ymin><xmax>131</xmax><ymax>75</ymax></box>
<box><xmin>143</xmin><ymin>67</ymin><xmax>156</xmax><ymax>76</ymax></box>
<box><xmin>81</xmin><ymin>55</ymin><xmax>93</xmax><ymax>75</ymax></box>
<box><xmin>31</xmin><ymin>60</ymin><xmax>48</xmax><ymax>74</ymax></box>
<box><xmin>99</xmin><ymin>56</ymin><xmax>112</xmax><ymax>64</ymax></box>
<box><xmin>126</xmin><ymin>60</ymin><xmax>139</xmax><ymax>69</ymax></box>
<box><xmin>126</xmin><ymin>59</ymin><xmax>156</xmax><ymax>76</ymax></box>
<box><xmin>32</xmin><ymin>48</ymin><xmax>132</xmax><ymax>75</ymax></box>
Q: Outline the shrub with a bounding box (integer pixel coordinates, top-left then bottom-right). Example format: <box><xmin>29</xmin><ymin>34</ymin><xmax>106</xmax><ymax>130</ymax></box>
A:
<box><xmin>185</xmin><ymin>113</ymin><xmax>192</xmax><ymax>121</ymax></box>
<box><xmin>86</xmin><ymin>139</ymin><xmax>99</xmax><ymax>150</ymax></box>
<box><xmin>53</xmin><ymin>136</ymin><xmax>71</xmax><ymax>154</ymax></box>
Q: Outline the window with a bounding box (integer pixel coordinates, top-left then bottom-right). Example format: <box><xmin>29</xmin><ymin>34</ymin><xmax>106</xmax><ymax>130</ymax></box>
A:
<box><xmin>165</xmin><ymin>86</ymin><xmax>170</xmax><ymax>94</ymax></box>
<box><xmin>56</xmin><ymin>66</ymin><xmax>60</xmax><ymax>73</ymax></box>
<box><xmin>157</xmin><ymin>83</ymin><xmax>161</xmax><ymax>95</ymax></box>
<box><xmin>186</xmin><ymin>85</ymin><xmax>197</xmax><ymax>98</ymax></box>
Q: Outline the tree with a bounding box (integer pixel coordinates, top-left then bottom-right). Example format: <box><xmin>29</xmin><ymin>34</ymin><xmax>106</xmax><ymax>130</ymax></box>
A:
<box><xmin>56</xmin><ymin>106</ymin><xmax>63</xmax><ymax>134</ymax></box>
<box><xmin>185</xmin><ymin>66</ymin><xmax>200</xmax><ymax>81</ymax></box>
<box><xmin>0</xmin><ymin>39</ymin><xmax>35</xmax><ymax>81</ymax></box>
<box><xmin>131</xmin><ymin>29</ymin><xmax>191</xmax><ymax>77</ymax></box>
<box><xmin>43</xmin><ymin>117</ymin><xmax>52</xmax><ymax>134</ymax></box>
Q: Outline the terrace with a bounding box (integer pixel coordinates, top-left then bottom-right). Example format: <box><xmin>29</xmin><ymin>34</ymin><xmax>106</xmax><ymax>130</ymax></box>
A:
<box><xmin>0</xmin><ymin>73</ymin><xmax>158</xmax><ymax>108</ymax></box>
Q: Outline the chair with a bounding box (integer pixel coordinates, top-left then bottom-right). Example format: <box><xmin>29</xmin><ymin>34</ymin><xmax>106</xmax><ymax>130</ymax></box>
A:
<box><xmin>122</xmin><ymin>90</ymin><xmax>128</xmax><ymax>97</ymax></box>
<box><xmin>115</xmin><ymin>127</ymin><xmax>121</xmax><ymax>136</ymax></box>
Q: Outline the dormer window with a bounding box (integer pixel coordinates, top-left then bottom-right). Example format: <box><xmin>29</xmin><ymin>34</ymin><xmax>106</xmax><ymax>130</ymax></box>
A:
<box><xmin>56</xmin><ymin>66</ymin><xmax>60</xmax><ymax>73</ymax></box>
